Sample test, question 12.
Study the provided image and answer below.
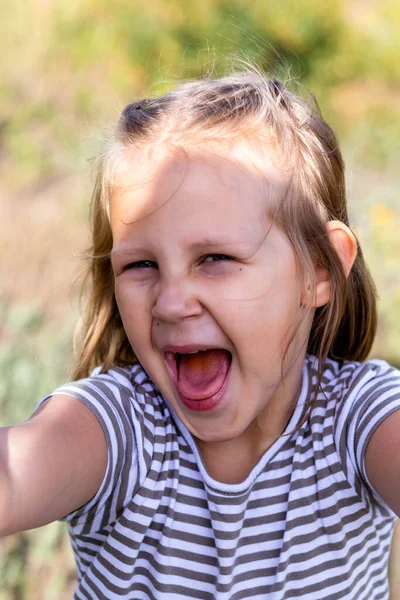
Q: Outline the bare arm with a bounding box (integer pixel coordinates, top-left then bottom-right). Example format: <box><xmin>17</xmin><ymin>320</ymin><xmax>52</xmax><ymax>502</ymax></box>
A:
<box><xmin>365</xmin><ymin>409</ymin><xmax>400</xmax><ymax>517</ymax></box>
<box><xmin>0</xmin><ymin>395</ymin><xmax>107</xmax><ymax>535</ymax></box>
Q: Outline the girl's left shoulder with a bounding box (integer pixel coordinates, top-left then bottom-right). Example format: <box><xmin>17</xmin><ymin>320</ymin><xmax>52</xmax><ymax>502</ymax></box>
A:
<box><xmin>312</xmin><ymin>355</ymin><xmax>400</xmax><ymax>515</ymax></box>
<box><xmin>312</xmin><ymin>354</ymin><xmax>400</xmax><ymax>401</ymax></box>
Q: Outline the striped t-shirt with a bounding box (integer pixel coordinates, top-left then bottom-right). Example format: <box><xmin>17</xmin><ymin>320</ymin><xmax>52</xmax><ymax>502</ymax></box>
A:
<box><xmin>43</xmin><ymin>355</ymin><xmax>400</xmax><ymax>599</ymax></box>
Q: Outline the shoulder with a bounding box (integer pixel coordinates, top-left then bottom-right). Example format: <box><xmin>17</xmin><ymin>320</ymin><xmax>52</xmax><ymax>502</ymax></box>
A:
<box><xmin>326</xmin><ymin>357</ymin><xmax>400</xmax><ymax>436</ymax></box>
<box><xmin>306</xmin><ymin>354</ymin><xmax>400</xmax><ymax>407</ymax></box>
<box><xmin>305</xmin><ymin>354</ymin><xmax>400</xmax><ymax>462</ymax></box>
<box><xmin>306</xmin><ymin>355</ymin><xmax>400</xmax><ymax>511</ymax></box>
<box><xmin>35</xmin><ymin>362</ymin><xmax>166</xmax><ymax>448</ymax></box>
<box><xmin>51</xmin><ymin>362</ymin><xmax>161</xmax><ymax>411</ymax></box>
<box><xmin>307</xmin><ymin>355</ymin><xmax>400</xmax><ymax>437</ymax></box>
<box><xmin>38</xmin><ymin>363</ymin><xmax>168</xmax><ymax>525</ymax></box>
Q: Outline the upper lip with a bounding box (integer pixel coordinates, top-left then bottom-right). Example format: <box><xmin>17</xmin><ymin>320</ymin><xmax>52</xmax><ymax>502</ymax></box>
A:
<box><xmin>161</xmin><ymin>344</ymin><xmax>228</xmax><ymax>354</ymax></box>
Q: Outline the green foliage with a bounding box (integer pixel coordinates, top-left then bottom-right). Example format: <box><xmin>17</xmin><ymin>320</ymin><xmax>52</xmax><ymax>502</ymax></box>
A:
<box><xmin>0</xmin><ymin>302</ymin><xmax>73</xmax><ymax>425</ymax></box>
<box><xmin>0</xmin><ymin>523</ymin><xmax>75</xmax><ymax>600</ymax></box>
<box><xmin>2</xmin><ymin>0</ymin><xmax>400</xmax><ymax>185</ymax></box>
<box><xmin>0</xmin><ymin>302</ymin><xmax>76</xmax><ymax>598</ymax></box>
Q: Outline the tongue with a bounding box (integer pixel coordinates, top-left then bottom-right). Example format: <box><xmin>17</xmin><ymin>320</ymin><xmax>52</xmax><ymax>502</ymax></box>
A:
<box><xmin>177</xmin><ymin>349</ymin><xmax>231</xmax><ymax>400</ymax></box>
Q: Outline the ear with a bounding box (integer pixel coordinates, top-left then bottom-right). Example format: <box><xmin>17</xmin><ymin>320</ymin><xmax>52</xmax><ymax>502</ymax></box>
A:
<box><xmin>313</xmin><ymin>220</ymin><xmax>358</xmax><ymax>308</ymax></box>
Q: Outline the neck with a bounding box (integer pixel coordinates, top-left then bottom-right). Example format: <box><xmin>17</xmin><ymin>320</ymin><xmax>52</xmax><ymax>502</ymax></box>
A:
<box><xmin>195</xmin><ymin>357</ymin><xmax>304</xmax><ymax>485</ymax></box>
<box><xmin>196</xmin><ymin>430</ymin><xmax>276</xmax><ymax>484</ymax></box>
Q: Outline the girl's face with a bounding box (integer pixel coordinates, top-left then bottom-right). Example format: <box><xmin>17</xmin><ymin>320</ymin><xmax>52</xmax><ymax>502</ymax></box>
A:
<box><xmin>111</xmin><ymin>144</ymin><xmax>312</xmax><ymax>450</ymax></box>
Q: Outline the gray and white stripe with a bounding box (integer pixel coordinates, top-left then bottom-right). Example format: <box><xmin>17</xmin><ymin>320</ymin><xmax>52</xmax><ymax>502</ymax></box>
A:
<box><xmin>39</xmin><ymin>356</ymin><xmax>400</xmax><ymax>599</ymax></box>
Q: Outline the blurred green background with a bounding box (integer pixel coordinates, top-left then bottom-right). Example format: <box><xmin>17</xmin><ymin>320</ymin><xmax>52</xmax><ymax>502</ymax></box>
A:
<box><xmin>0</xmin><ymin>0</ymin><xmax>399</xmax><ymax>598</ymax></box>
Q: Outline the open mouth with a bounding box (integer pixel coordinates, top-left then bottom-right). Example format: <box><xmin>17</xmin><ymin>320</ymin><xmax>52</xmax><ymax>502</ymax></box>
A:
<box><xmin>164</xmin><ymin>348</ymin><xmax>232</xmax><ymax>404</ymax></box>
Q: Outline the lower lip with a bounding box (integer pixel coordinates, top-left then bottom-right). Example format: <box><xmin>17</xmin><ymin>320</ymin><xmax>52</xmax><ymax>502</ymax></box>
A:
<box><xmin>177</xmin><ymin>364</ymin><xmax>231</xmax><ymax>412</ymax></box>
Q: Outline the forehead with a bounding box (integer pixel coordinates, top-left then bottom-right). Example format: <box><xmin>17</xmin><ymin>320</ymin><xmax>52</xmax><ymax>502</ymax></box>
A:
<box><xmin>110</xmin><ymin>142</ymin><xmax>290</xmax><ymax>240</ymax></box>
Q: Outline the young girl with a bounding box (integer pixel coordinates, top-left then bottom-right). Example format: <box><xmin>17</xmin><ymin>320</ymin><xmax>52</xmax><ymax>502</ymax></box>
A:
<box><xmin>1</xmin><ymin>70</ymin><xmax>400</xmax><ymax>600</ymax></box>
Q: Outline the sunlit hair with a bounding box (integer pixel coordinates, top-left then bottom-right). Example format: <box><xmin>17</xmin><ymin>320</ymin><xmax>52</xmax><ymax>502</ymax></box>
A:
<box><xmin>72</xmin><ymin>68</ymin><xmax>377</xmax><ymax>395</ymax></box>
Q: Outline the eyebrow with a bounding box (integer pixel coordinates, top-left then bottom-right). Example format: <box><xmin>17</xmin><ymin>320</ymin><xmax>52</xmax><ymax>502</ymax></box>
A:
<box><xmin>112</xmin><ymin>236</ymin><xmax>245</xmax><ymax>257</ymax></box>
<box><xmin>188</xmin><ymin>236</ymin><xmax>241</xmax><ymax>249</ymax></box>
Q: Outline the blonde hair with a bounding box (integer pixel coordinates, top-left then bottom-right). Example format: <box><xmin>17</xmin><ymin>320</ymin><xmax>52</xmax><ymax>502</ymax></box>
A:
<box><xmin>72</xmin><ymin>69</ymin><xmax>377</xmax><ymax>385</ymax></box>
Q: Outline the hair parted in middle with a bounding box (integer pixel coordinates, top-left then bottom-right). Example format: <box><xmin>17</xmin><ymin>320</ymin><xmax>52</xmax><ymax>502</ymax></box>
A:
<box><xmin>72</xmin><ymin>68</ymin><xmax>377</xmax><ymax>387</ymax></box>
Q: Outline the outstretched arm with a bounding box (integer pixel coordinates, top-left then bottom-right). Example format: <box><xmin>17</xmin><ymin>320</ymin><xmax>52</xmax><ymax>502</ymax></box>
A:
<box><xmin>365</xmin><ymin>409</ymin><xmax>400</xmax><ymax>516</ymax></box>
<box><xmin>0</xmin><ymin>395</ymin><xmax>107</xmax><ymax>535</ymax></box>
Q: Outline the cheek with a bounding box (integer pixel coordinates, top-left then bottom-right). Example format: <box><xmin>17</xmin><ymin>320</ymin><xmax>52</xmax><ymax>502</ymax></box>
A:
<box><xmin>115</xmin><ymin>283</ymin><xmax>152</xmax><ymax>347</ymax></box>
<box><xmin>230</xmin><ymin>270</ymin><xmax>302</xmax><ymax>351</ymax></box>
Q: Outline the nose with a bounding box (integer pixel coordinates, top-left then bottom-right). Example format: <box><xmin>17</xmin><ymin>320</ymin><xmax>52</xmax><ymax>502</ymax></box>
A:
<box><xmin>151</xmin><ymin>276</ymin><xmax>203</xmax><ymax>323</ymax></box>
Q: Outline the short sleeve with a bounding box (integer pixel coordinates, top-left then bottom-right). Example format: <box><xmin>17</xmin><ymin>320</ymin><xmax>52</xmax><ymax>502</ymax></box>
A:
<box><xmin>36</xmin><ymin>368</ymin><xmax>139</xmax><ymax>529</ymax></box>
<box><xmin>334</xmin><ymin>360</ymin><xmax>400</xmax><ymax>511</ymax></box>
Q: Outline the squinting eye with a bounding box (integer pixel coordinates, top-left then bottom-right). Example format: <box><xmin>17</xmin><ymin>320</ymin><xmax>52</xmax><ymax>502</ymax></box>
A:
<box><xmin>123</xmin><ymin>260</ymin><xmax>158</xmax><ymax>271</ymax></box>
<box><xmin>202</xmin><ymin>254</ymin><xmax>233</xmax><ymax>263</ymax></box>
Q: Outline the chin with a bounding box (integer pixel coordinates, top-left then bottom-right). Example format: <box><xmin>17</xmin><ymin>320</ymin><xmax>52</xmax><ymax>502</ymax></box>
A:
<box><xmin>189</xmin><ymin>418</ymin><xmax>250</xmax><ymax>444</ymax></box>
